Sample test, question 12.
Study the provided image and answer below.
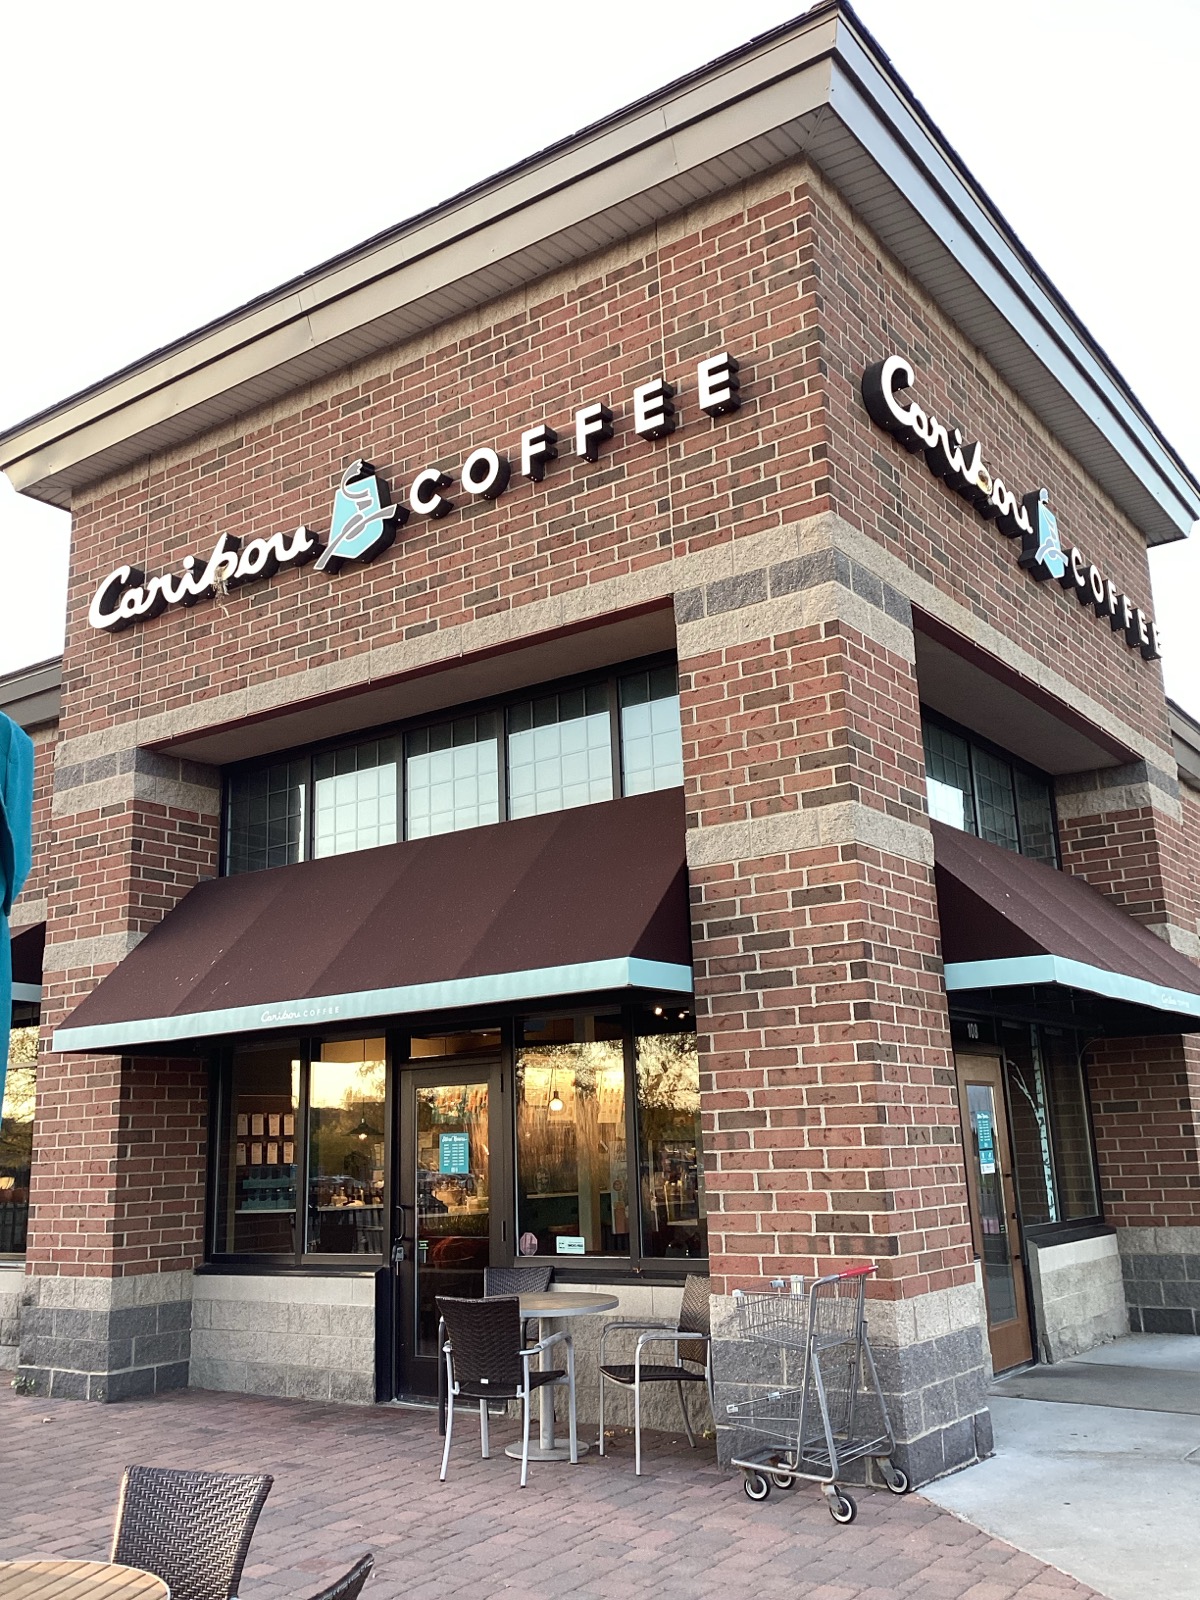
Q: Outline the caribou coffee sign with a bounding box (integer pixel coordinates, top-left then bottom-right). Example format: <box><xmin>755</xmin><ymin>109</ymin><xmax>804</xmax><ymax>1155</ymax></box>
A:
<box><xmin>862</xmin><ymin>355</ymin><xmax>1161</xmax><ymax>661</ymax></box>
<box><xmin>88</xmin><ymin>352</ymin><xmax>742</xmax><ymax>632</ymax></box>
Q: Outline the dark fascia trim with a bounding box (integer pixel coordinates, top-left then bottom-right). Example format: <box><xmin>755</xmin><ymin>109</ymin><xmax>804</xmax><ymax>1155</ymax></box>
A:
<box><xmin>1168</xmin><ymin>697</ymin><xmax>1200</xmax><ymax>793</ymax></box>
<box><xmin>0</xmin><ymin>655</ymin><xmax>62</xmax><ymax>731</ymax></box>
<box><xmin>912</xmin><ymin>609</ymin><xmax>1138</xmax><ymax>766</ymax></box>
<box><xmin>1</xmin><ymin>3</ymin><xmax>1196</xmax><ymax>544</ymax></box>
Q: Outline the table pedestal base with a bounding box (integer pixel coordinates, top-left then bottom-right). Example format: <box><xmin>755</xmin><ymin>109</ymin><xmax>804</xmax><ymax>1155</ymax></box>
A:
<box><xmin>504</xmin><ymin>1439</ymin><xmax>589</xmax><ymax>1462</ymax></box>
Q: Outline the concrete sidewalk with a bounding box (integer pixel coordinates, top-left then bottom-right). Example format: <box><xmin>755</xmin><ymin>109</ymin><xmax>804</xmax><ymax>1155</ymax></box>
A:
<box><xmin>925</xmin><ymin>1336</ymin><xmax>1200</xmax><ymax>1600</ymax></box>
<box><xmin>0</xmin><ymin>1385</ymin><xmax>1099</xmax><ymax>1600</ymax></box>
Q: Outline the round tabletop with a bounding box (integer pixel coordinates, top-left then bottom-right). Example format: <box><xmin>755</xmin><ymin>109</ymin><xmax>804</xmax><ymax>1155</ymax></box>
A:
<box><xmin>518</xmin><ymin>1289</ymin><xmax>620</xmax><ymax>1317</ymax></box>
<box><xmin>0</xmin><ymin>1562</ymin><xmax>169</xmax><ymax>1600</ymax></box>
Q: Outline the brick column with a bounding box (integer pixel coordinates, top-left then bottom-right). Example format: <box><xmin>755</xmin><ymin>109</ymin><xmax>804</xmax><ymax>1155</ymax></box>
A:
<box><xmin>677</xmin><ymin>512</ymin><xmax>991</xmax><ymax>1485</ymax></box>
<box><xmin>1056</xmin><ymin>766</ymin><xmax>1200</xmax><ymax>1335</ymax></box>
<box><xmin>18</xmin><ymin>749</ymin><xmax>219</xmax><ymax>1401</ymax></box>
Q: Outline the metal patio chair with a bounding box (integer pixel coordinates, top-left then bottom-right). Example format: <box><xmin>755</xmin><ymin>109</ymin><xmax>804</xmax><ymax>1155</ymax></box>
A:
<box><xmin>304</xmin><ymin>1554</ymin><xmax>374</xmax><ymax>1600</ymax></box>
<box><xmin>598</xmin><ymin>1273</ymin><xmax>714</xmax><ymax>1475</ymax></box>
<box><xmin>437</xmin><ymin>1293</ymin><xmax>578</xmax><ymax>1488</ymax></box>
<box><xmin>111</xmin><ymin>1465</ymin><xmax>273</xmax><ymax>1600</ymax></box>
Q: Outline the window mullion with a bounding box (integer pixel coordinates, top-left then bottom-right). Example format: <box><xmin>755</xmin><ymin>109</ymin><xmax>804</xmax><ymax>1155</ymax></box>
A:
<box><xmin>609</xmin><ymin>675</ymin><xmax>623</xmax><ymax>799</ymax></box>
<box><xmin>623</xmin><ymin>1010</ymin><xmax>643</xmax><ymax>1271</ymax></box>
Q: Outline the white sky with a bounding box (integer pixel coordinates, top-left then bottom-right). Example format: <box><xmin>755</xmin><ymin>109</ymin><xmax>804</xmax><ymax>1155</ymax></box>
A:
<box><xmin>1</xmin><ymin>0</ymin><xmax>1197</xmax><ymax>715</ymax></box>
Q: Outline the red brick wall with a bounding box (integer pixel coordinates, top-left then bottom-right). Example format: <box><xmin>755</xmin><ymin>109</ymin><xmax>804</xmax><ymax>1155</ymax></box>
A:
<box><xmin>682</xmin><ymin>620</ymin><xmax>973</xmax><ymax>1299</ymax></box>
<box><xmin>1088</xmin><ymin>1036</ymin><xmax>1200</xmax><ymax>1230</ymax></box>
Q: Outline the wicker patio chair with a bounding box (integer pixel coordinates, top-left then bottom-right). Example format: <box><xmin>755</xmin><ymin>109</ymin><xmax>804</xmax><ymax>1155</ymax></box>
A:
<box><xmin>437</xmin><ymin>1293</ymin><xmax>578</xmax><ymax>1488</ymax></box>
<box><xmin>111</xmin><ymin>1465</ymin><xmax>273</xmax><ymax>1600</ymax></box>
<box><xmin>484</xmin><ymin>1261</ymin><xmax>553</xmax><ymax>1343</ymax></box>
<box><xmin>598</xmin><ymin>1273</ymin><xmax>714</xmax><ymax>1475</ymax></box>
<box><xmin>304</xmin><ymin>1554</ymin><xmax>374</xmax><ymax>1600</ymax></box>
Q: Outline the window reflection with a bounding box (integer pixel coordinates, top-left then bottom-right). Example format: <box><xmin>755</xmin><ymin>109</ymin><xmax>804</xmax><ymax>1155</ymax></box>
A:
<box><xmin>306</xmin><ymin>1038</ymin><xmax>386</xmax><ymax>1255</ymax></box>
<box><xmin>620</xmin><ymin>666</ymin><xmax>683</xmax><ymax>795</ymax></box>
<box><xmin>1</xmin><ymin>1026</ymin><xmax>37</xmax><ymax>1256</ymax></box>
<box><xmin>508</xmin><ymin>687</ymin><xmax>613</xmax><ymax>819</ymax></box>
<box><xmin>217</xmin><ymin>1043</ymin><xmax>300</xmax><ymax>1254</ymax></box>
<box><xmin>635</xmin><ymin>1013</ymin><xmax>707</xmax><ymax>1258</ymax></box>
<box><xmin>406</xmin><ymin>716</ymin><xmax>499</xmax><ymax>838</ymax></box>
<box><xmin>516</xmin><ymin>1014</ymin><xmax>628</xmax><ymax>1256</ymax></box>
<box><xmin>314</xmin><ymin>739</ymin><xmax>399</xmax><ymax>858</ymax></box>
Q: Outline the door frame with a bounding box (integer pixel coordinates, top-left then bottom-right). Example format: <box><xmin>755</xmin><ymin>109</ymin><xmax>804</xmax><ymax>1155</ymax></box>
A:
<box><xmin>386</xmin><ymin>1054</ymin><xmax>509</xmax><ymax>1400</ymax></box>
<box><xmin>954</xmin><ymin>1049</ymin><xmax>1035</xmax><ymax>1372</ymax></box>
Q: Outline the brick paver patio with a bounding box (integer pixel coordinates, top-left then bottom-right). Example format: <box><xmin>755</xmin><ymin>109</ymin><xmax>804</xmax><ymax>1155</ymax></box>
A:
<box><xmin>0</xmin><ymin>1386</ymin><xmax>1103</xmax><ymax>1600</ymax></box>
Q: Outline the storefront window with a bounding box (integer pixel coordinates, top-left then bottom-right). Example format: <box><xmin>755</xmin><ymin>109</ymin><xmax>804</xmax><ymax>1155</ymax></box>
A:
<box><xmin>1043</xmin><ymin>1031</ymin><xmax>1100</xmax><ymax>1219</ymax></box>
<box><xmin>225</xmin><ymin>759</ymin><xmax>308</xmax><ymax>874</ymax></box>
<box><xmin>214</xmin><ymin>1043</ymin><xmax>300</xmax><ymax>1255</ymax></box>
<box><xmin>313</xmin><ymin>739</ymin><xmax>399</xmax><ymax>858</ymax></box>
<box><xmin>306</xmin><ymin>1039</ymin><xmax>386</xmax><ymax>1255</ymax></box>
<box><xmin>515</xmin><ymin>1013</ymin><xmax>629</xmax><ymax>1256</ymax></box>
<box><xmin>222</xmin><ymin>659</ymin><xmax>682</xmax><ymax>872</ymax></box>
<box><xmin>922</xmin><ymin>713</ymin><xmax>1058</xmax><ymax>866</ymax></box>
<box><xmin>1</xmin><ymin>1025</ymin><xmax>37</xmax><ymax>1256</ymax></box>
<box><xmin>507</xmin><ymin>686</ymin><xmax>613</xmax><ymax>819</ymax></box>
<box><xmin>634</xmin><ymin>1012</ymin><xmax>706</xmax><ymax>1258</ymax></box>
<box><xmin>999</xmin><ymin>1023</ymin><xmax>1100</xmax><ymax>1228</ymax></box>
<box><xmin>406</xmin><ymin>715</ymin><xmax>500</xmax><ymax>838</ymax></box>
<box><xmin>620</xmin><ymin>666</ymin><xmax>683</xmax><ymax>795</ymax></box>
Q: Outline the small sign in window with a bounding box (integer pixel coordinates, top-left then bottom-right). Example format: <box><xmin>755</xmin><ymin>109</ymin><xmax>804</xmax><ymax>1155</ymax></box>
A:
<box><xmin>556</xmin><ymin>1235</ymin><xmax>586</xmax><ymax>1255</ymax></box>
<box><xmin>438</xmin><ymin>1131</ymin><xmax>470</xmax><ymax>1175</ymax></box>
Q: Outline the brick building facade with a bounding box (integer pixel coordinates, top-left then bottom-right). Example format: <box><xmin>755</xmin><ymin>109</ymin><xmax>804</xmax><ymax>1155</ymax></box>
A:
<box><xmin>3</xmin><ymin>3</ymin><xmax>1200</xmax><ymax>1487</ymax></box>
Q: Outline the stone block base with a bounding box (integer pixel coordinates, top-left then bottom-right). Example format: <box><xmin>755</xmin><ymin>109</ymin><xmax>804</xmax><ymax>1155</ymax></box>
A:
<box><xmin>16</xmin><ymin>1270</ymin><xmax>192</xmax><ymax>1401</ymax></box>
<box><xmin>711</xmin><ymin>1280</ymin><xmax>991</xmax><ymax>1489</ymax></box>
<box><xmin>1118</xmin><ymin>1227</ymin><xmax>1200</xmax><ymax>1334</ymax></box>
<box><xmin>189</xmin><ymin>1272</ymin><xmax>378</xmax><ymax>1403</ymax></box>
<box><xmin>1027</xmin><ymin>1230</ymin><xmax>1127</xmax><ymax>1360</ymax></box>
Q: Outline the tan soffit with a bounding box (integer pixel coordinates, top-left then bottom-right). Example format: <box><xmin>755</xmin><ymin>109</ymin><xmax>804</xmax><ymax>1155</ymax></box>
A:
<box><xmin>1</xmin><ymin>3</ymin><xmax>1197</xmax><ymax>547</ymax></box>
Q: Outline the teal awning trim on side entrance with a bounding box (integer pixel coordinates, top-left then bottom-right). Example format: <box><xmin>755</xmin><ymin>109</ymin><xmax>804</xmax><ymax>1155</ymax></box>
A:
<box><xmin>944</xmin><ymin>954</ymin><xmax>1200</xmax><ymax>1023</ymax></box>
<box><xmin>52</xmin><ymin>956</ymin><xmax>695</xmax><ymax>1054</ymax></box>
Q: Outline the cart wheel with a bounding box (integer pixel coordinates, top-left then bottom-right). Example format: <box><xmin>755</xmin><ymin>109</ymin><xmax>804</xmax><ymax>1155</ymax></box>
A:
<box><xmin>829</xmin><ymin>1492</ymin><xmax>857</xmax><ymax>1524</ymax></box>
<box><xmin>742</xmin><ymin>1472</ymin><xmax>771</xmax><ymax>1502</ymax></box>
<box><xmin>770</xmin><ymin>1471</ymin><xmax>798</xmax><ymax>1490</ymax></box>
<box><xmin>880</xmin><ymin>1461</ymin><xmax>909</xmax><ymax>1496</ymax></box>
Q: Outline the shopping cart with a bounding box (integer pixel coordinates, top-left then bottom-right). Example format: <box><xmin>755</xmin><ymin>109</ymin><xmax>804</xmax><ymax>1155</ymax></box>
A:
<box><xmin>725</xmin><ymin>1266</ymin><xmax>908</xmax><ymax>1524</ymax></box>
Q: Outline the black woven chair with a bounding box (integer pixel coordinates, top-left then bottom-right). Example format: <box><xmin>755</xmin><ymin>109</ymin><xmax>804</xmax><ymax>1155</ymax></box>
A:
<box><xmin>598</xmin><ymin>1273</ymin><xmax>714</xmax><ymax>1474</ymax></box>
<box><xmin>484</xmin><ymin>1261</ymin><xmax>553</xmax><ymax>1343</ymax></box>
<box><xmin>437</xmin><ymin>1293</ymin><xmax>578</xmax><ymax>1488</ymax></box>
<box><xmin>304</xmin><ymin>1554</ymin><xmax>374</xmax><ymax>1600</ymax></box>
<box><xmin>111</xmin><ymin>1465</ymin><xmax>273</xmax><ymax>1600</ymax></box>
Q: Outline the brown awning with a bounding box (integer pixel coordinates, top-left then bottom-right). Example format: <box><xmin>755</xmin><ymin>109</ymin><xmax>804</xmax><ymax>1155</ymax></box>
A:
<box><xmin>53</xmin><ymin>790</ymin><xmax>692</xmax><ymax>1053</ymax></box>
<box><xmin>10</xmin><ymin>921</ymin><xmax>44</xmax><ymax>1003</ymax></box>
<box><xmin>933</xmin><ymin>820</ymin><xmax>1200</xmax><ymax>1027</ymax></box>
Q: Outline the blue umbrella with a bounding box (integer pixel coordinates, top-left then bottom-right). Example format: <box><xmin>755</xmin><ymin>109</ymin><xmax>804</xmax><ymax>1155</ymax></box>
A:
<box><xmin>0</xmin><ymin>711</ymin><xmax>35</xmax><ymax>1118</ymax></box>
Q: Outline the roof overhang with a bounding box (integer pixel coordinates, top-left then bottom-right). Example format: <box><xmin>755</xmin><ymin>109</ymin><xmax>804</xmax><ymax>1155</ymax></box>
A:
<box><xmin>0</xmin><ymin>657</ymin><xmax>62</xmax><ymax>732</ymax></box>
<box><xmin>1</xmin><ymin>4</ymin><xmax>1196</xmax><ymax>544</ymax></box>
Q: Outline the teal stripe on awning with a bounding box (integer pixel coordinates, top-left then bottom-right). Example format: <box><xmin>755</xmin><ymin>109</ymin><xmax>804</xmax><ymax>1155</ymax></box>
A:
<box><xmin>52</xmin><ymin>957</ymin><xmax>695</xmax><ymax>1053</ymax></box>
<box><xmin>944</xmin><ymin>954</ymin><xmax>1200</xmax><ymax>1022</ymax></box>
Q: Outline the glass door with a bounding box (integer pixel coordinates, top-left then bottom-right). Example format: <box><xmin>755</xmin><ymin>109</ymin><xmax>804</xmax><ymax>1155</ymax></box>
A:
<box><xmin>392</xmin><ymin>1061</ymin><xmax>503</xmax><ymax>1398</ymax></box>
<box><xmin>955</xmin><ymin>1051</ymin><xmax>1033</xmax><ymax>1371</ymax></box>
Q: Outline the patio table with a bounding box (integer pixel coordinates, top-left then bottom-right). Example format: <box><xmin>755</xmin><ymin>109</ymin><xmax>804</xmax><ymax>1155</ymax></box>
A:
<box><xmin>0</xmin><ymin>1562</ymin><xmax>168</xmax><ymax>1600</ymax></box>
<box><xmin>502</xmin><ymin>1288</ymin><xmax>619</xmax><ymax>1462</ymax></box>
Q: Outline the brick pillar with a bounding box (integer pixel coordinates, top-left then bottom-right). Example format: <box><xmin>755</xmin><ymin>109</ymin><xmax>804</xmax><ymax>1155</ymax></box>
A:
<box><xmin>677</xmin><ymin>513</ymin><xmax>992</xmax><ymax>1485</ymax></box>
<box><xmin>1089</xmin><ymin>1035</ymin><xmax>1200</xmax><ymax>1334</ymax></box>
<box><xmin>1056</xmin><ymin>765</ymin><xmax>1200</xmax><ymax>1335</ymax></box>
<box><xmin>18</xmin><ymin>752</ymin><xmax>219</xmax><ymax>1401</ymax></box>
